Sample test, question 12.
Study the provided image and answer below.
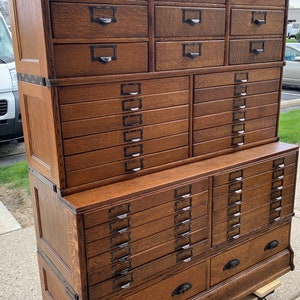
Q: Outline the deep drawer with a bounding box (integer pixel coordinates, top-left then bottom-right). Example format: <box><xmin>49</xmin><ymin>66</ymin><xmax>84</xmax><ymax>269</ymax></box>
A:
<box><xmin>156</xmin><ymin>40</ymin><xmax>225</xmax><ymax>71</ymax></box>
<box><xmin>51</xmin><ymin>3</ymin><xmax>148</xmax><ymax>39</ymax></box>
<box><xmin>231</xmin><ymin>9</ymin><xmax>285</xmax><ymax>36</ymax></box>
<box><xmin>229</xmin><ymin>39</ymin><xmax>283</xmax><ymax>65</ymax></box>
<box><xmin>53</xmin><ymin>42</ymin><xmax>148</xmax><ymax>77</ymax></box>
<box><xmin>211</xmin><ymin>224</ymin><xmax>291</xmax><ymax>285</ymax></box>
<box><xmin>194</xmin><ymin>67</ymin><xmax>281</xmax><ymax>88</ymax></box>
<box><xmin>155</xmin><ymin>7</ymin><xmax>225</xmax><ymax>37</ymax></box>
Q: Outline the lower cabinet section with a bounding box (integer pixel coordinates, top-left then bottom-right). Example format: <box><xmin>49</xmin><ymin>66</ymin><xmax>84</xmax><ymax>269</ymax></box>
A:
<box><xmin>30</xmin><ymin>142</ymin><xmax>298</xmax><ymax>300</ymax></box>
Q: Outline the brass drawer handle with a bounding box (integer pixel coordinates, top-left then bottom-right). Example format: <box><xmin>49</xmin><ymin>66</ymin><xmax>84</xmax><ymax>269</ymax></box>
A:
<box><xmin>223</xmin><ymin>259</ymin><xmax>240</xmax><ymax>271</ymax></box>
<box><xmin>172</xmin><ymin>283</ymin><xmax>193</xmax><ymax>297</ymax></box>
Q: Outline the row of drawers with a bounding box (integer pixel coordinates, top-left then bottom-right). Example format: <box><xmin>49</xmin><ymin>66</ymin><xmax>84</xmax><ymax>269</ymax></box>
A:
<box><xmin>79</xmin><ymin>151</ymin><xmax>296</xmax><ymax>297</ymax></box>
<box><xmin>53</xmin><ymin>39</ymin><xmax>283</xmax><ymax>77</ymax></box>
<box><xmin>51</xmin><ymin>4</ymin><xmax>284</xmax><ymax>40</ymax></box>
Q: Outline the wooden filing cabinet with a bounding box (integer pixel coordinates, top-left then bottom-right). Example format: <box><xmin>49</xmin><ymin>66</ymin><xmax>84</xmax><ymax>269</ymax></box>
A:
<box><xmin>8</xmin><ymin>0</ymin><xmax>298</xmax><ymax>299</ymax></box>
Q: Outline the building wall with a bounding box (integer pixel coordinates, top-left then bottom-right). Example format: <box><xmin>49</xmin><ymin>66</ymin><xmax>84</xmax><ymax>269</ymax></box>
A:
<box><xmin>288</xmin><ymin>8</ymin><xmax>300</xmax><ymax>23</ymax></box>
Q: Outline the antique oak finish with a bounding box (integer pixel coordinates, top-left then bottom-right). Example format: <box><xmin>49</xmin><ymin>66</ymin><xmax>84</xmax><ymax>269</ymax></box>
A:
<box><xmin>8</xmin><ymin>0</ymin><xmax>299</xmax><ymax>299</ymax></box>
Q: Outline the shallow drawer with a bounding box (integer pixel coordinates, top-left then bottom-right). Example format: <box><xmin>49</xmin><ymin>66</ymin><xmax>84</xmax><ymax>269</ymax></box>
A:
<box><xmin>156</xmin><ymin>40</ymin><xmax>225</xmax><ymax>71</ymax></box>
<box><xmin>51</xmin><ymin>3</ymin><xmax>148</xmax><ymax>39</ymax></box>
<box><xmin>87</xmin><ymin>235</ymin><xmax>208</xmax><ymax>285</ymax></box>
<box><xmin>62</xmin><ymin>105</ymin><xmax>188</xmax><ymax>138</ymax></box>
<box><xmin>231</xmin><ymin>9</ymin><xmax>284</xmax><ymax>36</ymax></box>
<box><xmin>84</xmin><ymin>178</ymin><xmax>208</xmax><ymax>228</ymax></box>
<box><xmin>194</xmin><ymin>92</ymin><xmax>279</xmax><ymax>117</ymax></box>
<box><xmin>211</xmin><ymin>224</ymin><xmax>291</xmax><ymax>285</ymax></box>
<box><xmin>53</xmin><ymin>42</ymin><xmax>148</xmax><ymax>77</ymax></box>
<box><xmin>121</xmin><ymin>261</ymin><xmax>207</xmax><ymax>300</ymax></box>
<box><xmin>193</xmin><ymin>103</ymin><xmax>278</xmax><ymax>129</ymax></box>
<box><xmin>194</xmin><ymin>116</ymin><xmax>277</xmax><ymax>143</ymax></box>
<box><xmin>60</xmin><ymin>90</ymin><xmax>189</xmax><ymax>121</ymax></box>
<box><xmin>229</xmin><ymin>39</ymin><xmax>283</xmax><ymax>65</ymax></box>
<box><xmin>65</xmin><ymin>133</ymin><xmax>188</xmax><ymax>172</ymax></box>
<box><xmin>63</xmin><ymin>120</ymin><xmax>189</xmax><ymax>156</ymax></box>
<box><xmin>194</xmin><ymin>80</ymin><xmax>280</xmax><ymax>103</ymax></box>
<box><xmin>155</xmin><ymin>7</ymin><xmax>225</xmax><ymax>37</ymax></box>
<box><xmin>89</xmin><ymin>255</ymin><xmax>206</xmax><ymax>299</ymax></box>
<box><xmin>85</xmin><ymin>192</ymin><xmax>208</xmax><ymax>244</ymax></box>
<box><xmin>194</xmin><ymin>67</ymin><xmax>281</xmax><ymax>88</ymax></box>
<box><xmin>66</xmin><ymin>147</ymin><xmax>188</xmax><ymax>187</ymax></box>
<box><xmin>230</xmin><ymin>0</ymin><xmax>285</xmax><ymax>6</ymax></box>
<box><xmin>213</xmin><ymin>152</ymin><xmax>297</xmax><ymax>187</ymax></box>
<box><xmin>58</xmin><ymin>76</ymin><xmax>189</xmax><ymax>105</ymax></box>
<box><xmin>193</xmin><ymin>127</ymin><xmax>276</xmax><ymax>156</ymax></box>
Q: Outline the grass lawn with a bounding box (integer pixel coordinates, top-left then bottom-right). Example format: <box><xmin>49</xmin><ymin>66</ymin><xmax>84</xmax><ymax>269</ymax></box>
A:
<box><xmin>278</xmin><ymin>109</ymin><xmax>300</xmax><ymax>145</ymax></box>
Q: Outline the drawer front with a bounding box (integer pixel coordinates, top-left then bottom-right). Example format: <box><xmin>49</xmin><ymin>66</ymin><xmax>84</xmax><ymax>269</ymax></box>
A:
<box><xmin>229</xmin><ymin>39</ymin><xmax>283</xmax><ymax>65</ymax></box>
<box><xmin>62</xmin><ymin>106</ymin><xmax>188</xmax><ymax>138</ymax></box>
<box><xmin>84</xmin><ymin>178</ymin><xmax>208</xmax><ymax>228</ymax></box>
<box><xmin>194</xmin><ymin>67</ymin><xmax>281</xmax><ymax>88</ymax></box>
<box><xmin>231</xmin><ymin>9</ymin><xmax>285</xmax><ymax>36</ymax></box>
<box><xmin>155</xmin><ymin>7</ymin><xmax>225</xmax><ymax>37</ymax></box>
<box><xmin>194</xmin><ymin>80</ymin><xmax>280</xmax><ymax>103</ymax></box>
<box><xmin>51</xmin><ymin>3</ymin><xmax>148</xmax><ymax>39</ymax></box>
<box><xmin>211</xmin><ymin>224</ymin><xmax>291</xmax><ymax>286</ymax></box>
<box><xmin>156</xmin><ymin>41</ymin><xmax>225</xmax><ymax>71</ymax></box>
<box><xmin>230</xmin><ymin>0</ymin><xmax>286</xmax><ymax>6</ymax></box>
<box><xmin>54</xmin><ymin>43</ymin><xmax>148</xmax><ymax>77</ymax></box>
<box><xmin>66</xmin><ymin>147</ymin><xmax>188</xmax><ymax>187</ymax></box>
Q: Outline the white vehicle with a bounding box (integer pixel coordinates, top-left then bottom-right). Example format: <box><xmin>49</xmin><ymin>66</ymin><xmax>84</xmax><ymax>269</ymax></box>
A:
<box><xmin>287</xmin><ymin>22</ymin><xmax>300</xmax><ymax>39</ymax></box>
<box><xmin>0</xmin><ymin>12</ymin><xmax>22</xmax><ymax>143</ymax></box>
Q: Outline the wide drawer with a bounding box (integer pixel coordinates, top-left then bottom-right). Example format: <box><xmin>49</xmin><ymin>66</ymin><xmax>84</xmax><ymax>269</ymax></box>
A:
<box><xmin>194</xmin><ymin>93</ymin><xmax>279</xmax><ymax>117</ymax></box>
<box><xmin>62</xmin><ymin>105</ymin><xmax>188</xmax><ymax>138</ymax></box>
<box><xmin>66</xmin><ymin>147</ymin><xmax>188</xmax><ymax>187</ymax></box>
<box><xmin>231</xmin><ymin>9</ymin><xmax>285</xmax><ymax>36</ymax></box>
<box><xmin>58</xmin><ymin>76</ymin><xmax>189</xmax><ymax>105</ymax></box>
<box><xmin>51</xmin><ymin>3</ymin><xmax>148</xmax><ymax>39</ymax></box>
<box><xmin>193</xmin><ymin>127</ymin><xmax>277</xmax><ymax>156</ymax></box>
<box><xmin>53</xmin><ymin>42</ymin><xmax>148</xmax><ymax>77</ymax></box>
<box><xmin>229</xmin><ymin>39</ymin><xmax>283</xmax><ymax>65</ymax></box>
<box><xmin>211</xmin><ymin>223</ymin><xmax>291</xmax><ymax>285</ymax></box>
<box><xmin>194</xmin><ymin>80</ymin><xmax>280</xmax><ymax>103</ymax></box>
<box><xmin>155</xmin><ymin>7</ymin><xmax>225</xmax><ymax>37</ymax></box>
<box><xmin>230</xmin><ymin>0</ymin><xmax>285</xmax><ymax>6</ymax></box>
<box><xmin>194</xmin><ymin>67</ymin><xmax>281</xmax><ymax>88</ymax></box>
<box><xmin>89</xmin><ymin>254</ymin><xmax>206</xmax><ymax>300</ymax></box>
<box><xmin>84</xmin><ymin>178</ymin><xmax>208</xmax><ymax>228</ymax></box>
<box><xmin>156</xmin><ymin>40</ymin><xmax>225</xmax><ymax>71</ymax></box>
<box><xmin>63</xmin><ymin>120</ymin><xmax>189</xmax><ymax>156</ymax></box>
<box><xmin>65</xmin><ymin>133</ymin><xmax>188</xmax><ymax>172</ymax></box>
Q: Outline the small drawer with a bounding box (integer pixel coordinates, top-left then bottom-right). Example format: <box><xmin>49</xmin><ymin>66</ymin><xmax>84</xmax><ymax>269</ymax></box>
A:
<box><xmin>51</xmin><ymin>3</ymin><xmax>148</xmax><ymax>39</ymax></box>
<box><xmin>231</xmin><ymin>9</ymin><xmax>285</xmax><ymax>36</ymax></box>
<box><xmin>230</xmin><ymin>0</ymin><xmax>286</xmax><ymax>6</ymax></box>
<box><xmin>53</xmin><ymin>42</ymin><xmax>148</xmax><ymax>77</ymax></box>
<box><xmin>155</xmin><ymin>7</ymin><xmax>225</xmax><ymax>37</ymax></box>
<box><xmin>211</xmin><ymin>224</ymin><xmax>291</xmax><ymax>285</ymax></box>
<box><xmin>229</xmin><ymin>39</ymin><xmax>283</xmax><ymax>65</ymax></box>
<box><xmin>156</xmin><ymin>40</ymin><xmax>225</xmax><ymax>71</ymax></box>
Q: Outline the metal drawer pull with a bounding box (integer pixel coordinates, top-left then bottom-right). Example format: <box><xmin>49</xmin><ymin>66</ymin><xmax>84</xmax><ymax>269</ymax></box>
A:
<box><xmin>118</xmin><ymin>242</ymin><xmax>129</xmax><ymax>249</ymax></box>
<box><xmin>121</xmin><ymin>282</ymin><xmax>131</xmax><ymax>289</ymax></box>
<box><xmin>182</xmin><ymin>206</ymin><xmax>191</xmax><ymax>211</ymax></box>
<box><xmin>277</xmin><ymin>175</ymin><xmax>284</xmax><ymax>180</ymax></box>
<box><xmin>131</xmin><ymin>138</ymin><xmax>140</xmax><ymax>142</ymax></box>
<box><xmin>240</xmin><ymin>79</ymin><xmax>248</xmax><ymax>83</ymax></box>
<box><xmin>186</xmin><ymin>18</ymin><xmax>200</xmax><ymax>25</ymax></box>
<box><xmin>239</xmin><ymin>105</ymin><xmax>246</xmax><ymax>109</ymax></box>
<box><xmin>239</xmin><ymin>118</ymin><xmax>246</xmax><ymax>122</ymax></box>
<box><xmin>129</xmin><ymin>92</ymin><xmax>139</xmax><ymax>96</ymax></box>
<box><xmin>239</xmin><ymin>92</ymin><xmax>247</xmax><ymax>97</ymax></box>
<box><xmin>234</xmin><ymin>200</ymin><xmax>242</xmax><ymax>205</ymax></box>
<box><xmin>273</xmin><ymin>207</ymin><xmax>282</xmax><ymax>212</ymax></box>
<box><xmin>118</xmin><ymin>255</ymin><xmax>130</xmax><ymax>262</ymax></box>
<box><xmin>118</xmin><ymin>268</ymin><xmax>130</xmax><ymax>275</ymax></box>
<box><xmin>181</xmin><ymin>193</ymin><xmax>191</xmax><ymax>199</ymax></box>
<box><xmin>181</xmin><ymin>219</ymin><xmax>190</xmax><ymax>224</ymax></box>
<box><xmin>99</xmin><ymin>56</ymin><xmax>112</xmax><ymax>64</ymax></box>
<box><xmin>252</xmin><ymin>48</ymin><xmax>264</xmax><ymax>55</ymax></box>
<box><xmin>276</xmin><ymin>186</ymin><xmax>283</xmax><ymax>190</ymax></box>
<box><xmin>172</xmin><ymin>283</ymin><xmax>192</xmax><ymax>296</ymax></box>
<box><xmin>130</xmin><ymin>107</ymin><xmax>139</xmax><ymax>111</ymax></box>
<box><xmin>132</xmin><ymin>167</ymin><xmax>141</xmax><ymax>172</ymax></box>
<box><xmin>265</xmin><ymin>240</ymin><xmax>279</xmax><ymax>250</ymax></box>
<box><xmin>131</xmin><ymin>153</ymin><xmax>141</xmax><ymax>157</ymax></box>
<box><xmin>181</xmin><ymin>231</ymin><xmax>190</xmax><ymax>237</ymax></box>
<box><xmin>187</xmin><ymin>52</ymin><xmax>200</xmax><ymax>59</ymax></box>
<box><xmin>236</xmin><ymin>142</ymin><xmax>244</xmax><ymax>146</ymax></box>
<box><xmin>235</xmin><ymin>177</ymin><xmax>243</xmax><ymax>182</ymax></box>
<box><xmin>278</xmin><ymin>163</ymin><xmax>285</xmax><ymax>168</ymax></box>
<box><xmin>232</xmin><ymin>234</ymin><xmax>240</xmax><ymax>239</ymax></box>
<box><xmin>274</xmin><ymin>196</ymin><xmax>282</xmax><ymax>201</ymax></box>
<box><xmin>118</xmin><ymin>227</ymin><xmax>129</xmax><ymax>234</ymax></box>
<box><xmin>98</xmin><ymin>17</ymin><xmax>113</xmax><ymax>25</ymax></box>
<box><xmin>254</xmin><ymin>19</ymin><xmax>266</xmax><ymax>25</ymax></box>
<box><xmin>237</xmin><ymin>130</ymin><xmax>245</xmax><ymax>134</ymax></box>
<box><xmin>117</xmin><ymin>213</ymin><xmax>128</xmax><ymax>219</ymax></box>
<box><xmin>182</xmin><ymin>244</ymin><xmax>191</xmax><ymax>250</ymax></box>
<box><xmin>183</xmin><ymin>257</ymin><xmax>192</xmax><ymax>263</ymax></box>
<box><xmin>223</xmin><ymin>259</ymin><xmax>240</xmax><ymax>270</ymax></box>
<box><xmin>233</xmin><ymin>212</ymin><xmax>241</xmax><ymax>217</ymax></box>
<box><xmin>234</xmin><ymin>189</ymin><xmax>242</xmax><ymax>194</ymax></box>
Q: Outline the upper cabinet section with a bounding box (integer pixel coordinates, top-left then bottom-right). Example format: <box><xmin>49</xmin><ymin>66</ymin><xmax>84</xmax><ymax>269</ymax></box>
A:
<box><xmin>230</xmin><ymin>0</ymin><xmax>285</xmax><ymax>6</ymax></box>
<box><xmin>155</xmin><ymin>7</ymin><xmax>225</xmax><ymax>38</ymax></box>
<box><xmin>51</xmin><ymin>3</ymin><xmax>148</xmax><ymax>39</ymax></box>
